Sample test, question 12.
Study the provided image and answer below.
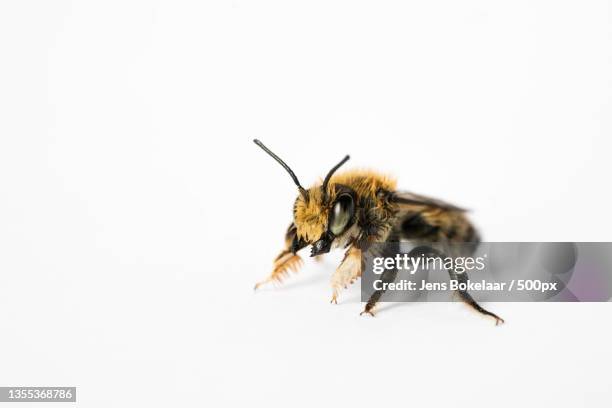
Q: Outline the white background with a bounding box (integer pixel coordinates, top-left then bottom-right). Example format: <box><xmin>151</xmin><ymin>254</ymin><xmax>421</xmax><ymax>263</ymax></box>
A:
<box><xmin>1</xmin><ymin>1</ymin><xmax>611</xmax><ymax>407</ymax></box>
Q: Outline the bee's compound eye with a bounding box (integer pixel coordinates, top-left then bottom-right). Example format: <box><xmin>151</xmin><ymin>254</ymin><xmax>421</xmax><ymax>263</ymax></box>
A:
<box><xmin>330</xmin><ymin>194</ymin><xmax>354</xmax><ymax>235</ymax></box>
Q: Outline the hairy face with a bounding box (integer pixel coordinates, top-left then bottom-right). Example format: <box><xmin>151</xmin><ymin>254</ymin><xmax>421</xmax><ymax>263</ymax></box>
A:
<box><xmin>293</xmin><ymin>184</ymin><xmax>356</xmax><ymax>256</ymax></box>
<box><xmin>252</xmin><ymin>139</ymin><xmax>354</xmax><ymax>255</ymax></box>
<box><xmin>293</xmin><ymin>187</ymin><xmax>330</xmax><ymax>243</ymax></box>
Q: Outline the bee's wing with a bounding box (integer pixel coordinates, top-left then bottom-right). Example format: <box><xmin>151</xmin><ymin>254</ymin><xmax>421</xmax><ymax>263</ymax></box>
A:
<box><xmin>390</xmin><ymin>191</ymin><xmax>467</xmax><ymax>212</ymax></box>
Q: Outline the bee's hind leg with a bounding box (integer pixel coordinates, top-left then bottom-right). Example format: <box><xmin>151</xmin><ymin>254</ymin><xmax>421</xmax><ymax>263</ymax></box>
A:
<box><xmin>415</xmin><ymin>246</ymin><xmax>505</xmax><ymax>325</ymax></box>
<box><xmin>254</xmin><ymin>223</ymin><xmax>306</xmax><ymax>290</ymax></box>
<box><xmin>454</xmin><ymin>271</ymin><xmax>505</xmax><ymax>325</ymax></box>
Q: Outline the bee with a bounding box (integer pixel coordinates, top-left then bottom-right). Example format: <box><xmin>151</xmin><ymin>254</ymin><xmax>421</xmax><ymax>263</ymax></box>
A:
<box><xmin>252</xmin><ymin>139</ymin><xmax>504</xmax><ymax>325</ymax></box>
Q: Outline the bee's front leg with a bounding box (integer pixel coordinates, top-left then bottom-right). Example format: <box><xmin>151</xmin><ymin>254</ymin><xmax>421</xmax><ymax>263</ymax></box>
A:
<box><xmin>330</xmin><ymin>246</ymin><xmax>363</xmax><ymax>304</ymax></box>
<box><xmin>254</xmin><ymin>223</ymin><xmax>306</xmax><ymax>290</ymax></box>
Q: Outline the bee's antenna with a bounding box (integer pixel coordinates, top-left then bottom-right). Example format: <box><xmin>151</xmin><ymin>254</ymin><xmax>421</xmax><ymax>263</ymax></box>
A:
<box><xmin>253</xmin><ymin>139</ymin><xmax>309</xmax><ymax>200</ymax></box>
<box><xmin>321</xmin><ymin>155</ymin><xmax>350</xmax><ymax>202</ymax></box>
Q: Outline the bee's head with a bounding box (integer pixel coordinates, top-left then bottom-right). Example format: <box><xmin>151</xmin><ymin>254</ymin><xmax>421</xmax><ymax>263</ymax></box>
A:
<box><xmin>253</xmin><ymin>139</ymin><xmax>353</xmax><ymax>256</ymax></box>
<box><xmin>293</xmin><ymin>177</ymin><xmax>356</xmax><ymax>256</ymax></box>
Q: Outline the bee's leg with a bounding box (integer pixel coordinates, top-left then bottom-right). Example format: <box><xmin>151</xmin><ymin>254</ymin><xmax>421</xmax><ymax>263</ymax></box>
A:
<box><xmin>416</xmin><ymin>246</ymin><xmax>505</xmax><ymax>325</ymax></box>
<box><xmin>360</xmin><ymin>239</ymin><xmax>402</xmax><ymax>316</ymax></box>
<box><xmin>253</xmin><ymin>250</ymin><xmax>303</xmax><ymax>290</ymax></box>
<box><xmin>254</xmin><ymin>223</ymin><xmax>306</xmax><ymax>290</ymax></box>
<box><xmin>360</xmin><ymin>266</ymin><xmax>398</xmax><ymax>316</ymax></box>
<box><xmin>330</xmin><ymin>246</ymin><xmax>363</xmax><ymax>304</ymax></box>
<box><xmin>453</xmin><ymin>270</ymin><xmax>505</xmax><ymax>325</ymax></box>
